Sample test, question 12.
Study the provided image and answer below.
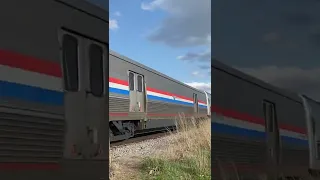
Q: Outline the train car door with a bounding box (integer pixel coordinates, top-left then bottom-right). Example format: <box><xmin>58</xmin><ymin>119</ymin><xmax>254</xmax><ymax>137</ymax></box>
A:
<box><xmin>204</xmin><ymin>91</ymin><xmax>211</xmax><ymax>116</ymax></box>
<box><xmin>128</xmin><ymin>71</ymin><xmax>145</xmax><ymax>112</ymax></box>
<box><xmin>263</xmin><ymin>100</ymin><xmax>280</xmax><ymax>178</ymax></box>
<box><xmin>193</xmin><ymin>93</ymin><xmax>199</xmax><ymax>113</ymax></box>
<box><xmin>83</xmin><ymin>39</ymin><xmax>108</xmax><ymax>158</ymax></box>
<box><xmin>300</xmin><ymin>95</ymin><xmax>320</xmax><ymax>172</ymax></box>
<box><xmin>60</xmin><ymin>30</ymin><xmax>108</xmax><ymax>159</ymax></box>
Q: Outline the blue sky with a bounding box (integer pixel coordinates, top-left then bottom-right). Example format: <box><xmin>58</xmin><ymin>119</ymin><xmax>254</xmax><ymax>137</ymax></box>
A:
<box><xmin>109</xmin><ymin>0</ymin><xmax>211</xmax><ymax>92</ymax></box>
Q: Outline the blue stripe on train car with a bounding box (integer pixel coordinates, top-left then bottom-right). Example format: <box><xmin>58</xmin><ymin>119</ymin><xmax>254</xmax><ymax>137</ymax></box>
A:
<box><xmin>109</xmin><ymin>86</ymin><xmax>207</xmax><ymax>108</ymax></box>
<box><xmin>212</xmin><ymin>122</ymin><xmax>308</xmax><ymax>147</ymax></box>
<box><xmin>0</xmin><ymin>80</ymin><xmax>64</xmax><ymax>106</ymax></box>
<box><xmin>109</xmin><ymin>87</ymin><xmax>129</xmax><ymax>95</ymax></box>
<box><xmin>0</xmin><ymin>81</ymin><xmax>207</xmax><ymax>109</ymax></box>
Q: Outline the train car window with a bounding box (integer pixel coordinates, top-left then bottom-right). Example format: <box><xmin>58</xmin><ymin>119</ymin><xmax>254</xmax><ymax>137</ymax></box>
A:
<box><xmin>263</xmin><ymin>101</ymin><xmax>276</xmax><ymax>132</ymax></box>
<box><xmin>62</xmin><ymin>34</ymin><xmax>79</xmax><ymax>91</ymax></box>
<box><xmin>263</xmin><ymin>102</ymin><xmax>268</xmax><ymax>127</ymax></box>
<box><xmin>89</xmin><ymin>44</ymin><xmax>104</xmax><ymax>97</ymax></box>
<box><xmin>268</xmin><ymin>104</ymin><xmax>274</xmax><ymax>132</ymax></box>
<box><xmin>137</xmin><ymin>75</ymin><xmax>143</xmax><ymax>92</ymax></box>
<box><xmin>129</xmin><ymin>72</ymin><xmax>134</xmax><ymax>91</ymax></box>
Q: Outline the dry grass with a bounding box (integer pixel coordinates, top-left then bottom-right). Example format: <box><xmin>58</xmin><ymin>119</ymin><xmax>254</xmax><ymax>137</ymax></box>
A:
<box><xmin>139</xmin><ymin>114</ymin><xmax>211</xmax><ymax>180</ymax></box>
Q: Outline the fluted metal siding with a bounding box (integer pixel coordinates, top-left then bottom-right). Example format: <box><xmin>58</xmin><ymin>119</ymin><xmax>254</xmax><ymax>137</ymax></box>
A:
<box><xmin>109</xmin><ymin>51</ymin><xmax>208</xmax><ymax>111</ymax></box>
<box><xmin>109</xmin><ymin>94</ymin><xmax>208</xmax><ymax>120</ymax></box>
<box><xmin>0</xmin><ymin>112</ymin><xmax>64</xmax><ymax>162</ymax></box>
<box><xmin>147</xmin><ymin>100</ymin><xmax>194</xmax><ymax>114</ymax></box>
<box><xmin>109</xmin><ymin>94</ymin><xmax>130</xmax><ymax>113</ymax></box>
<box><xmin>212</xmin><ymin>134</ymin><xmax>267</xmax><ymax>180</ymax></box>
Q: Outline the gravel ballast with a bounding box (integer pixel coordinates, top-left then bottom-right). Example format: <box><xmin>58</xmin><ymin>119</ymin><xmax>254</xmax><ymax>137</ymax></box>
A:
<box><xmin>109</xmin><ymin>135</ymin><xmax>175</xmax><ymax>180</ymax></box>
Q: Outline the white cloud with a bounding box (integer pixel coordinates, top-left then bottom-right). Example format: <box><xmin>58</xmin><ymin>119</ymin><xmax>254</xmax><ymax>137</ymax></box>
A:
<box><xmin>141</xmin><ymin>0</ymin><xmax>212</xmax><ymax>86</ymax></box>
<box><xmin>191</xmin><ymin>70</ymin><xmax>210</xmax><ymax>78</ymax></box>
<box><xmin>238</xmin><ymin>66</ymin><xmax>320</xmax><ymax>101</ymax></box>
<box><xmin>185</xmin><ymin>82</ymin><xmax>211</xmax><ymax>92</ymax></box>
<box><xmin>114</xmin><ymin>11</ymin><xmax>122</xmax><ymax>17</ymax></box>
<box><xmin>141</xmin><ymin>0</ymin><xmax>211</xmax><ymax>47</ymax></box>
<box><xmin>109</xmin><ymin>19</ymin><xmax>119</xmax><ymax>30</ymax></box>
<box><xmin>192</xmin><ymin>71</ymin><xmax>200</xmax><ymax>76</ymax></box>
<box><xmin>141</xmin><ymin>0</ymin><xmax>164</xmax><ymax>11</ymax></box>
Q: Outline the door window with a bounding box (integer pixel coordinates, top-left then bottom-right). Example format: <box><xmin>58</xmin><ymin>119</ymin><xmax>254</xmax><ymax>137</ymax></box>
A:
<box><xmin>89</xmin><ymin>44</ymin><xmax>104</xmax><ymax>97</ymax></box>
<box><xmin>263</xmin><ymin>101</ymin><xmax>276</xmax><ymax>132</ymax></box>
<box><xmin>129</xmin><ymin>72</ymin><xmax>135</xmax><ymax>91</ymax></box>
<box><xmin>137</xmin><ymin>75</ymin><xmax>143</xmax><ymax>92</ymax></box>
<box><xmin>62</xmin><ymin>34</ymin><xmax>79</xmax><ymax>91</ymax></box>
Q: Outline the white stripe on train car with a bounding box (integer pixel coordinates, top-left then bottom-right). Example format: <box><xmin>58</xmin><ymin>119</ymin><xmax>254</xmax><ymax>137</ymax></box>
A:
<box><xmin>0</xmin><ymin>65</ymin><xmax>62</xmax><ymax>92</ymax></box>
<box><xmin>213</xmin><ymin>114</ymin><xmax>307</xmax><ymax>141</ymax></box>
<box><xmin>109</xmin><ymin>80</ymin><xmax>207</xmax><ymax>107</ymax></box>
<box><xmin>147</xmin><ymin>91</ymin><xmax>175</xmax><ymax>100</ymax></box>
<box><xmin>279</xmin><ymin>129</ymin><xmax>307</xmax><ymax>141</ymax></box>
<box><xmin>109</xmin><ymin>82</ymin><xmax>128</xmax><ymax>91</ymax></box>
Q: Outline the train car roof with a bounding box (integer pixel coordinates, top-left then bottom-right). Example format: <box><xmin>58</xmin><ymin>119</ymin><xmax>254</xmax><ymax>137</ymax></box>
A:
<box><xmin>212</xmin><ymin>59</ymin><xmax>302</xmax><ymax>103</ymax></box>
<box><xmin>110</xmin><ymin>50</ymin><xmax>207</xmax><ymax>95</ymax></box>
<box><xmin>55</xmin><ymin>0</ymin><xmax>108</xmax><ymax>22</ymax></box>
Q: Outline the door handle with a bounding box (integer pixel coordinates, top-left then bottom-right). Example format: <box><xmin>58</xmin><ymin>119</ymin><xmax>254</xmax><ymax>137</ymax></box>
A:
<box><xmin>269</xmin><ymin>148</ymin><xmax>273</xmax><ymax>157</ymax></box>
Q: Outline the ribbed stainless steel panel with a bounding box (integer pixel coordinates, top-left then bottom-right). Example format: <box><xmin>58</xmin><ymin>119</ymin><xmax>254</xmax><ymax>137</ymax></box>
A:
<box><xmin>0</xmin><ymin>112</ymin><xmax>64</xmax><ymax>162</ymax></box>
<box><xmin>109</xmin><ymin>95</ymin><xmax>130</xmax><ymax>113</ymax></box>
<box><xmin>147</xmin><ymin>100</ymin><xmax>194</xmax><ymax>114</ymax></box>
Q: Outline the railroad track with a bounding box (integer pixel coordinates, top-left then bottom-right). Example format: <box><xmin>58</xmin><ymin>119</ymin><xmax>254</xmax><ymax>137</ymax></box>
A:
<box><xmin>110</xmin><ymin>130</ymin><xmax>177</xmax><ymax>148</ymax></box>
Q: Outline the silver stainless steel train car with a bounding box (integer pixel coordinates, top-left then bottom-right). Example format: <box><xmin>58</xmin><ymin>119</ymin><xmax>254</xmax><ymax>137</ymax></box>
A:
<box><xmin>212</xmin><ymin>60</ymin><xmax>320</xmax><ymax>179</ymax></box>
<box><xmin>109</xmin><ymin>50</ymin><xmax>211</xmax><ymax>142</ymax></box>
<box><xmin>0</xmin><ymin>1</ymin><xmax>108</xmax><ymax>179</ymax></box>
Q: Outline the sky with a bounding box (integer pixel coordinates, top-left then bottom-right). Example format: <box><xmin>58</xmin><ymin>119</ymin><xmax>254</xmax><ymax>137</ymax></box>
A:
<box><xmin>109</xmin><ymin>0</ymin><xmax>211</xmax><ymax>92</ymax></box>
<box><xmin>213</xmin><ymin>0</ymin><xmax>320</xmax><ymax>101</ymax></box>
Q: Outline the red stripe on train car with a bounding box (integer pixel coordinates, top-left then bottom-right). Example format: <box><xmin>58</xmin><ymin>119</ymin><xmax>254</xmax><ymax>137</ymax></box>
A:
<box><xmin>280</xmin><ymin>124</ymin><xmax>306</xmax><ymax>135</ymax></box>
<box><xmin>146</xmin><ymin>86</ymin><xmax>194</xmax><ymax>102</ymax></box>
<box><xmin>211</xmin><ymin>105</ymin><xmax>307</xmax><ymax>134</ymax></box>
<box><xmin>0</xmin><ymin>163</ymin><xmax>60</xmax><ymax>170</ymax></box>
<box><xmin>0</xmin><ymin>49</ymin><xmax>62</xmax><ymax>77</ymax></box>
<box><xmin>109</xmin><ymin>77</ymin><xmax>129</xmax><ymax>86</ymax></box>
<box><xmin>109</xmin><ymin>77</ymin><xmax>206</xmax><ymax>104</ymax></box>
<box><xmin>212</xmin><ymin>105</ymin><xmax>264</xmax><ymax>125</ymax></box>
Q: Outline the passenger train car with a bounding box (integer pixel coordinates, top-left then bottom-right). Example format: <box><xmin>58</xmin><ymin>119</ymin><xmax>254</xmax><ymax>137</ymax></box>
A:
<box><xmin>0</xmin><ymin>0</ymin><xmax>108</xmax><ymax>179</ymax></box>
<box><xmin>212</xmin><ymin>60</ymin><xmax>320</xmax><ymax>179</ymax></box>
<box><xmin>109</xmin><ymin>50</ymin><xmax>211</xmax><ymax>142</ymax></box>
